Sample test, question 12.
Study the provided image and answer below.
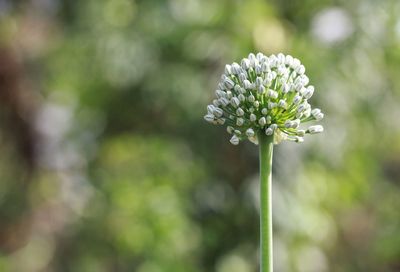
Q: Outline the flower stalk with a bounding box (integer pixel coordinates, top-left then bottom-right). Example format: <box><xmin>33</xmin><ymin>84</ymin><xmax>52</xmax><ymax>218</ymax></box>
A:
<box><xmin>259</xmin><ymin>133</ymin><xmax>274</xmax><ymax>272</ymax></box>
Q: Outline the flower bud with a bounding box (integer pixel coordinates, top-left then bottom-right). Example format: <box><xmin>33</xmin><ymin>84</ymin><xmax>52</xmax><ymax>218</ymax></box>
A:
<box><xmin>258</xmin><ymin>85</ymin><xmax>266</xmax><ymax>94</ymax></box>
<box><xmin>291</xmin><ymin>119</ymin><xmax>300</xmax><ymax>129</ymax></box>
<box><xmin>285</xmin><ymin>55</ymin><xmax>294</xmax><ymax>66</ymax></box>
<box><xmin>292</xmin><ymin>58</ymin><xmax>301</xmax><ymax>69</ymax></box>
<box><xmin>215</xmin><ymin>89</ymin><xmax>225</xmax><ymax>99</ymax></box>
<box><xmin>297</xmin><ymin>130</ymin><xmax>305</xmax><ymax>136</ymax></box>
<box><xmin>258</xmin><ymin>117</ymin><xmax>267</xmax><ymax>126</ymax></box>
<box><xmin>239</xmin><ymin>73</ymin><xmax>247</xmax><ymax>83</ymax></box>
<box><xmin>302</xmin><ymin>85</ymin><xmax>314</xmax><ymax>99</ymax></box>
<box><xmin>261</xmin><ymin>62</ymin><xmax>270</xmax><ymax>72</ymax></box>
<box><xmin>207</xmin><ymin>104</ymin><xmax>216</xmax><ymax>114</ymax></box>
<box><xmin>204</xmin><ymin>114</ymin><xmax>215</xmax><ymax>123</ymax></box>
<box><xmin>231</xmin><ymin>62</ymin><xmax>241</xmax><ymax>75</ymax></box>
<box><xmin>219</xmin><ymin>97</ymin><xmax>229</xmax><ymax>107</ymax></box>
<box><xmin>314</xmin><ymin>112</ymin><xmax>324</xmax><ymax>121</ymax></box>
<box><xmin>278</xmin><ymin>99</ymin><xmax>287</xmax><ymax>109</ymax></box>
<box><xmin>230</xmin><ymin>135</ymin><xmax>240</xmax><ymax>145</ymax></box>
<box><xmin>216</xmin><ymin>118</ymin><xmax>225</xmax><ymax>125</ymax></box>
<box><xmin>296</xmin><ymin>65</ymin><xmax>305</xmax><ymax>75</ymax></box>
<box><xmin>307</xmin><ymin>125</ymin><xmax>324</xmax><ymax>134</ymax></box>
<box><xmin>256</xmin><ymin>77</ymin><xmax>263</xmax><ymax>87</ymax></box>
<box><xmin>231</xmin><ymin>97</ymin><xmax>240</xmax><ymax>108</ymax></box>
<box><xmin>225</xmin><ymin>64</ymin><xmax>232</xmax><ymax>75</ymax></box>
<box><xmin>283</xmin><ymin>83</ymin><xmax>291</xmax><ymax>93</ymax></box>
<box><xmin>268</xmin><ymin>102</ymin><xmax>276</xmax><ymax>109</ymax></box>
<box><xmin>265</xmin><ymin>128</ymin><xmax>273</xmax><ymax>135</ymax></box>
<box><xmin>236</xmin><ymin>108</ymin><xmax>244</xmax><ymax>116</ymax></box>
<box><xmin>213</xmin><ymin>107</ymin><xmax>224</xmax><ymax>117</ymax></box>
<box><xmin>256</xmin><ymin>52</ymin><xmax>264</xmax><ymax>61</ymax></box>
<box><xmin>236</xmin><ymin>118</ymin><xmax>244</xmax><ymax>126</ymax></box>
<box><xmin>246</xmin><ymin>128</ymin><xmax>255</xmax><ymax>137</ymax></box>
<box><xmin>227</xmin><ymin>126</ymin><xmax>234</xmax><ymax>134</ymax></box>
<box><xmin>241</xmin><ymin>58</ymin><xmax>250</xmax><ymax>70</ymax></box>
<box><xmin>293</xmin><ymin>95</ymin><xmax>302</xmax><ymax>105</ymax></box>
<box><xmin>248</xmin><ymin>95</ymin><xmax>255</xmax><ymax>103</ymax></box>
<box><xmin>261</xmin><ymin>108</ymin><xmax>268</xmax><ymax>115</ymax></box>
<box><xmin>250</xmin><ymin>113</ymin><xmax>257</xmax><ymax>122</ymax></box>
<box><xmin>224</xmin><ymin>77</ymin><xmax>235</xmax><ymax>89</ymax></box>
<box><xmin>255</xmin><ymin>65</ymin><xmax>262</xmax><ymax>75</ymax></box>
<box><xmin>295</xmin><ymin>136</ymin><xmax>304</xmax><ymax>143</ymax></box>
<box><xmin>243</xmin><ymin>80</ymin><xmax>252</xmax><ymax>90</ymax></box>
<box><xmin>311</xmin><ymin>108</ymin><xmax>321</xmax><ymax>116</ymax></box>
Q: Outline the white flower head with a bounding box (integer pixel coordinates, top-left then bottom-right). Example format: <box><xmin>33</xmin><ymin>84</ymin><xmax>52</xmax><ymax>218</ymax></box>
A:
<box><xmin>204</xmin><ymin>53</ymin><xmax>324</xmax><ymax>145</ymax></box>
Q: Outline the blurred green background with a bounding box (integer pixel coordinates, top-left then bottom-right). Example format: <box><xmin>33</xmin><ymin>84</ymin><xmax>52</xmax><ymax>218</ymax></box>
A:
<box><xmin>0</xmin><ymin>0</ymin><xmax>400</xmax><ymax>271</ymax></box>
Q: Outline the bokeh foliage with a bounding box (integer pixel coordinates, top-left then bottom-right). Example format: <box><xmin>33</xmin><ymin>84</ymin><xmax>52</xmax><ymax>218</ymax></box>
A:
<box><xmin>0</xmin><ymin>0</ymin><xmax>399</xmax><ymax>271</ymax></box>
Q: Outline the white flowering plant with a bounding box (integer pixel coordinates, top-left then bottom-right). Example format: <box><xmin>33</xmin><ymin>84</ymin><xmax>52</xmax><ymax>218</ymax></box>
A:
<box><xmin>204</xmin><ymin>52</ymin><xmax>324</xmax><ymax>145</ymax></box>
<box><xmin>204</xmin><ymin>53</ymin><xmax>324</xmax><ymax>272</ymax></box>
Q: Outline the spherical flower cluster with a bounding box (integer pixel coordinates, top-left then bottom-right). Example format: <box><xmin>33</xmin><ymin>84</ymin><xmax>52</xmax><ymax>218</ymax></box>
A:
<box><xmin>204</xmin><ymin>53</ymin><xmax>324</xmax><ymax>145</ymax></box>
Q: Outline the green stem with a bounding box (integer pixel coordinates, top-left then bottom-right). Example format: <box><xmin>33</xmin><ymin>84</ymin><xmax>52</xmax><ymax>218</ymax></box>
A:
<box><xmin>258</xmin><ymin>132</ymin><xmax>274</xmax><ymax>272</ymax></box>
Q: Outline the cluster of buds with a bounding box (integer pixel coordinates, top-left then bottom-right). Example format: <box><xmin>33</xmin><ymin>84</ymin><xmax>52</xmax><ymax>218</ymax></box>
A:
<box><xmin>204</xmin><ymin>53</ymin><xmax>324</xmax><ymax>145</ymax></box>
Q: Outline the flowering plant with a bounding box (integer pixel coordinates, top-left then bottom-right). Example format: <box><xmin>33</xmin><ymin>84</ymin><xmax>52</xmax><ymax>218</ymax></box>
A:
<box><xmin>204</xmin><ymin>53</ymin><xmax>324</xmax><ymax>272</ymax></box>
<box><xmin>204</xmin><ymin>53</ymin><xmax>324</xmax><ymax>145</ymax></box>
